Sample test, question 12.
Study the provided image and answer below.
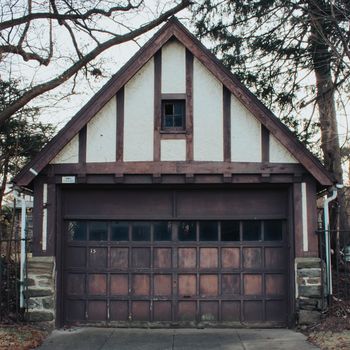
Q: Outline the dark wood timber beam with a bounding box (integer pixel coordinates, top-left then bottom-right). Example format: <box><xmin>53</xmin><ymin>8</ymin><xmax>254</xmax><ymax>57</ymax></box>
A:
<box><xmin>116</xmin><ymin>87</ymin><xmax>125</xmax><ymax>162</ymax></box>
<box><xmin>154</xmin><ymin>50</ymin><xmax>162</xmax><ymax>161</ymax></box>
<box><xmin>223</xmin><ymin>86</ymin><xmax>231</xmax><ymax>162</ymax></box>
<box><xmin>44</xmin><ymin>161</ymin><xmax>305</xmax><ymax>177</ymax></box>
<box><xmin>185</xmin><ymin>49</ymin><xmax>193</xmax><ymax>161</ymax></box>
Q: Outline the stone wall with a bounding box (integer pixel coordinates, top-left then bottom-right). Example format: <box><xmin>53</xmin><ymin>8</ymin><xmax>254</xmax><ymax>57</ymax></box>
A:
<box><xmin>295</xmin><ymin>257</ymin><xmax>327</xmax><ymax>325</ymax></box>
<box><xmin>25</xmin><ymin>256</ymin><xmax>55</xmax><ymax>326</ymax></box>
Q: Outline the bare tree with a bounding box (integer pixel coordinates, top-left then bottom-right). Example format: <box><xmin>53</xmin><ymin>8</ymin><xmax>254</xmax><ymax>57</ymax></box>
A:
<box><xmin>0</xmin><ymin>0</ymin><xmax>190</xmax><ymax>125</ymax></box>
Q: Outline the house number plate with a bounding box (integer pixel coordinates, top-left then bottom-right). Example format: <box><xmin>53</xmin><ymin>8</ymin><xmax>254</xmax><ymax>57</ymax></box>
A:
<box><xmin>62</xmin><ymin>176</ymin><xmax>76</xmax><ymax>184</ymax></box>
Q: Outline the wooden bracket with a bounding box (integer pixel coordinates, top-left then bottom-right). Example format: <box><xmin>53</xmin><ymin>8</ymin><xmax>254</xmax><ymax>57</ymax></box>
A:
<box><xmin>185</xmin><ymin>173</ymin><xmax>195</xmax><ymax>183</ymax></box>
<box><xmin>114</xmin><ymin>173</ymin><xmax>124</xmax><ymax>183</ymax></box>
<box><xmin>223</xmin><ymin>173</ymin><xmax>232</xmax><ymax>183</ymax></box>
<box><xmin>152</xmin><ymin>173</ymin><xmax>162</xmax><ymax>183</ymax></box>
<box><xmin>260</xmin><ymin>173</ymin><xmax>271</xmax><ymax>183</ymax></box>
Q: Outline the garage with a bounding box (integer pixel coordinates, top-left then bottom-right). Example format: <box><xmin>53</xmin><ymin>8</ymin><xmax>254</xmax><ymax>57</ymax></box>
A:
<box><xmin>14</xmin><ymin>18</ymin><xmax>333</xmax><ymax>327</ymax></box>
<box><xmin>62</xmin><ymin>186</ymin><xmax>290</xmax><ymax>326</ymax></box>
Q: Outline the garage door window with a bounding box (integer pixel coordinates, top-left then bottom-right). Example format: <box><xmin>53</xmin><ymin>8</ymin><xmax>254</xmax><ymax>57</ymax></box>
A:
<box><xmin>221</xmin><ymin>221</ymin><xmax>240</xmax><ymax>241</ymax></box>
<box><xmin>89</xmin><ymin>222</ymin><xmax>108</xmax><ymax>241</ymax></box>
<box><xmin>154</xmin><ymin>222</ymin><xmax>172</xmax><ymax>241</ymax></box>
<box><xmin>111</xmin><ymin>222</ymin><xmax>129</xmax><ymax>241</ymax></box>
<box><xmin>132</xmin><ymin>222</ymin><xmax>151</xmax><ymax>241</ymax></box>
<box><xmin>243</xmin><ymin>221</ymin><xmax>261</xmax><ymax>241</ymax></box>
<box><xmin>264</xmin><ymin>220</ymin><xmax>283</xmax><ymax>241</ymax></box>
<box><xmin>199</xmin><ymin>221</ymin><xmax>218</xmax><ymax>241</ymax></box>
<box><xmin>178</xmin><ymin>221</ymin><xmax>196</xmax><ymax>241</ymax></box>
<box><xmin>66</xmin><ymin>220</ymin><xmax>284</xmax><ymax>242</ymax></box>
<box><xmin>68</xmin><ymin>221</ymin><xmax>87</xmax><ymax>241</ymax></box>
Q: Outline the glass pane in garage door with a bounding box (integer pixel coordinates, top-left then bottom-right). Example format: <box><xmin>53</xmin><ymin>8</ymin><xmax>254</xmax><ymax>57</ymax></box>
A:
<box><xmin>68</xmin><ymin>221</ymin><xmax>87</xmax><ymax>241</ymax></box>
<box><xmin>199</xmin><ymin>221</ymin><xmax>218</xmax><ymax>241</ymax></box>
<box><xmin>111</xmin><ymin>222</ymin><xmax>129</xmax><ymax>241</ymax></box>
<box><xmin>264</xmin><ymin>220</ymin><xmax>283</xmax><ymax>241</ymax></box>
<box><xmin>154</xmin><ymin>222</ymin><xmax>172</xmax><ymax>241</ymax></box>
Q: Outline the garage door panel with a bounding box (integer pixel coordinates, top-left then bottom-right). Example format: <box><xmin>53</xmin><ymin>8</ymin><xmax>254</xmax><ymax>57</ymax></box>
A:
<box><xmin>222</xmin><ymin>274</ymin><xmax>240</xmax><ymax>296</ymax></box>
<box><xmin>63</xmin><ymin>189</ymin><xmax>173</xmax><ymax>218</ymax></box>
<box><xmin>132</xmin><ymin>301</ymin><xmax>150</xmax><ymax>321</ymax></box>
<box><xmin>132</xmin><ymin>275</ymin><xmax>150</xmax><ymax>296</ymax></box>
<box><xmin>178</xmin><ymin>275</ymin><xmax>197</xmax><ymax>296</ymax></box>
<box><xmin>266</xmin><ymin>300</ymin><xmax>286</xmax><ymax>322</ymax></box>
<box><xmin>66</xmin><ymin>247</ymin><xmax>86</xmax><ymax>268</ymax></box>
<box><xmin>265</xmin><ymin>247</ymin><xmax>286</xmax><ymax>269</ymax></box>
<box><xmin>200</xmin><ymin>301</ymin><xmax>218</xmax><ymax>321</ymax></box>
<box><xmin>200</xmin><ymin>275</ymin><xmax>218</xmax><ymax>296</ymax></box>
<box><xmin>88</xmin><ymin>274</ymin><xmax>107</xmax><ymax>295</ymax></box>
<box><xmin>110</xmin><ymin>274</ymin><xmax>129</xmax><ymax>295</ymax></box>
<box><xmin>154</xmin><ymin>248</ymin><xmax>172</xmax><ymax>268</ymax></box>
<box><xmin>244</xmin><ymin>275</ymin><xmax>262</xmax><ymax>296</ymax></box>
<box><xmin>244</xmin><ymin>301</ymin><xmax>263</xmax><ymax>321</ymax></box>
<box><xmin>176</xmin><ymin>189</ymin><xmax>288</xmax><ymax>218</ymax></box>
<box><xmin>153</xmin><ymin>301</ymin><xmax>172</xmax><ymax>321</ymax></box>
<box><xmin>221</xmin><ymin>301</ymin><xmax>240</xmax><ymax>321</ymax></box>
<box><xmin>221</xmin><ymin>248</ymin><xmax>240</xmax><ymax>269</ymax></box>
<box><xmin>243</xmin><ymin>247</ymin><xmax>262</xmax><ymax>269</ymax></box>
<box><xmin>200</xmin><ymin>248</ymin><xmax>218</xmax><ymax>268</ymax></box>
<box><xmin>88</xmin><ymin>247</ymin><xmax>107</xmax><ymax>269</ymax></box>
<box><xmin>132</xmin><ymin>248</ymin><xmax>150</xmax><ymax>268</ymax></box>
<box><xmin>265</xmin><ymin>274</ymin><xmax>285</xmax><ymax>296</ymax></box>
<box><xmin>178</xmin><ymin>301</ymin><xmax>196</xmax><ymax>321</ymax></box>
<box><xmin>110</xmin><ymin>301</ymin><xmax>129</xmax><ymax>321</ymax></box>
<box><xmin>66</xmin><ymin>300</ymin><xmax>85</xmax><ymax>321</ymax></box>
<box><xmin>178</xmin><ymin>248</ymin><xmax>196</xmax><ymax>269</ymax></box>
<box><xmin>66</xmin><ymin>274</ymin><xmax>85</xmax><ymax>295</ymax></box>
<box><xmin>154</xmin><ymin>275</ymin><xmax>172</xmax><ymax>296</ymax></box>
<box><xmin>110</xmin><ymin>248</ymin><xmax>129</xmax><ymax>269</ymax></box>
<box><xmin>88</xmin><ymin>301</ymin><xmax>107</xmax><ymax>321</ymax></box>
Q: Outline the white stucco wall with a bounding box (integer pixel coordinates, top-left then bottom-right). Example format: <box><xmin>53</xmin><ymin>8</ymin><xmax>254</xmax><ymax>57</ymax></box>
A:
<box><xmin>160</xmin><ymin>139</ymin><xmax>186</xmax><ymax>161</ymax></box>
<box><xmin>193</xmin><ymin>58</ymin><xmax>223</xmax><ymax>161</ymax></box>
<box><xmin>161</xmin><ymin>40</ymin><xmax>186</xmax><ymax>94</ymax></box>
<box><xmin>86</xmin><ymin>96</ymin><xmax>117</xmax><ymax>163</ymax></box>
<box><xmin>231</xmin><ymin>95</ymin><xmax>261</xmax><ymax>162</ymax></box>
<box><xmin>270</xmin><ymin>134</ymin><xmax>298</xmax><ymax>163</ymax></box>
<box><xmin>124</xmin><ymin>58</ymin><xmax>154</xmax><ymax>161</ymax></box>
<box><xmin>50</xmin><ymin>134</ymin><xmax>79</xmax><ymax>164</ymax></box>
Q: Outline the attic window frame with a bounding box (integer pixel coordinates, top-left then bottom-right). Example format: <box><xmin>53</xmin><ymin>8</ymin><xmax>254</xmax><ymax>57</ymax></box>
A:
<box><xmin>161</xmin><ymin>98</ymin><xmax>186</xmax><ymax>133</ymax></box>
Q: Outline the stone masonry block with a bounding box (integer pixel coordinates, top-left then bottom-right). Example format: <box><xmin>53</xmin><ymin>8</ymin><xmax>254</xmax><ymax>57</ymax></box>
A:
<box><xmin>299</xmin><ymin>285</ymin><xmax>322</xmax><ymax>298</ymax></box>
<box><xmin>298</xmin><ymin>310</ymin><xmax>321</xmax><ymax>325</ymax></box>
<box><xmin>295</xmin><ymin>257</ymin><xmax>321</xmax><ymax>269</ymax></box>
<box><xmin>298</xmin><ymin>268</ymin><xmax>321</xmax><ymax>278</ymax></box>
<box><xmin>26</xmin><ymin>311</ymin><xmax>54</xmax><ymax>322</ymax></box>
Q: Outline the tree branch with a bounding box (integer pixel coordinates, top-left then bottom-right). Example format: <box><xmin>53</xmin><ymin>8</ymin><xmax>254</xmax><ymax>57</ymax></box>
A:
<box><xmin>0</xmin><ymin>2</ymin><xmax>141</xmax><ymax>31</ymax></box>
<box><xmin>0</xmin><ymin>44</ymin><xmax>51</xmax><ymax>65</ymax></box>
<box><xmin>0</xmin><ymin>0</ymin><xmax>190</xmax><ymax>124</ymax></box>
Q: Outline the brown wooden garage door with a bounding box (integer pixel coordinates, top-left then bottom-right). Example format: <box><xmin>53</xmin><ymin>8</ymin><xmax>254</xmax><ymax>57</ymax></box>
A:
<box><xmin>63</xmin><ymin>219</ymin><xmax>289</xmax><ymax>326</ymax></box>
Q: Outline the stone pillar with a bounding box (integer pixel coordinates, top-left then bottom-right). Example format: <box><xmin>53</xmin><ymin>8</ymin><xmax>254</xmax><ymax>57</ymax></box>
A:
<box><xmin>25</xmin><ymin>256</ymin><xmax>56</xmax><ymax>326</ymax></box>
<box><xmin>295</xmin><ymin>257</ymin><xmax>326</xmax><ymax>325</ymax></box>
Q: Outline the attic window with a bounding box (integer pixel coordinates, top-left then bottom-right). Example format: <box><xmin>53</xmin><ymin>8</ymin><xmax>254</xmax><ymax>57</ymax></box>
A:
<box><xmin>161</xmin><ymin>100</ymin><xmax>185</xmax><ymax>132</ymax></box>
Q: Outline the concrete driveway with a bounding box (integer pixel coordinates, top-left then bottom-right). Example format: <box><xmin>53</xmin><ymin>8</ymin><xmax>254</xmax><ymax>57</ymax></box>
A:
<box><xmin>38</xmin><ymin>328</ymin><xmax>319</xmax><ymax>350</ymax></box>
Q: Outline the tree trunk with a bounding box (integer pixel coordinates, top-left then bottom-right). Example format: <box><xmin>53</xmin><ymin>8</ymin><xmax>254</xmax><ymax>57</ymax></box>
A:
<box><xmin>309</xmin><ymin>1</ymin><xmax>349</xmax><ymax>232</ymax></box>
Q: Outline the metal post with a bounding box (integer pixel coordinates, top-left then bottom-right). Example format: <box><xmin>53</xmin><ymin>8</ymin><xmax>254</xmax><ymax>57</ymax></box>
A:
<box><xmin>323</xmin><ymin>188</ymin><xmax>337</xmax><ymax>297</ymax></box>
<box><xmin>20</xmin><ymin>193</ymin><xmax>26</xmax><ymax>308</ymax></box>
<box><xmin>13</xmin><ymin>190</ymin><xmax>27</xmax><ymax>309</ymax></box>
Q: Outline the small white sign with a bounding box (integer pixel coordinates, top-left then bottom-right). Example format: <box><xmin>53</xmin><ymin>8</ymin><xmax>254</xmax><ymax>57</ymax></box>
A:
<box><xmin>62</xmin><ymin>176</ymin><xmax>76</xmax><ymax>184</ymax></box>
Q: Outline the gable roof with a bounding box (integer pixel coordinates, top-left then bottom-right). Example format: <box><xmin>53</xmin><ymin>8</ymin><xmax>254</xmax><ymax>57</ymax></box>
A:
<box><xmin>13</xmin><ymin>17</ymin><xmax>334</xmax><ymax>187</ymax></box>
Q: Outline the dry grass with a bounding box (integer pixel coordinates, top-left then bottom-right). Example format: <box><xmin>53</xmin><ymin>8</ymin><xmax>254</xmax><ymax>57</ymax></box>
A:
<box><xmin>0</xmin><ymin>325</ymin><xmax>47</xmax><ymax>350</ymax></box>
